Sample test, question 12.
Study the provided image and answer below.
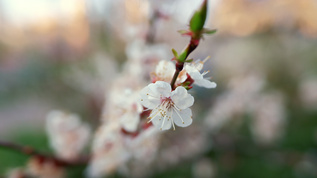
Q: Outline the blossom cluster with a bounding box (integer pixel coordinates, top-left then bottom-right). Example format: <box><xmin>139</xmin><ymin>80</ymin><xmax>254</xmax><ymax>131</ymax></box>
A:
<box><xmin>88</xmin><ymin>38</ymin><xmax>216</xmax><ymax>177</ymax></box>
<box><xmin>87</xmin><ymin>0</ymin><xmax>217</xmax><ymax>174</ymax></box>
<box><xmin>6</xmin><ymin>1</ymin><xmax>218</xmax><ymax>177</ymax></box>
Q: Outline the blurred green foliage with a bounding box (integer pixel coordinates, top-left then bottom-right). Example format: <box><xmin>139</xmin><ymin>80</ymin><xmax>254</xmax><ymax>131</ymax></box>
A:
<box><xmin>0</xmin><ymin>130</ymin><xmax>50</xmax><ymax>174</ymax></box>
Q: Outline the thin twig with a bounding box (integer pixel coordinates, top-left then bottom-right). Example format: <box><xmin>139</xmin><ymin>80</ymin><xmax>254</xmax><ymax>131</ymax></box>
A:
<box><xmin>0</xmin><ymin>140</ymin><xmax>89</xmax><ymax>167</ymax></box>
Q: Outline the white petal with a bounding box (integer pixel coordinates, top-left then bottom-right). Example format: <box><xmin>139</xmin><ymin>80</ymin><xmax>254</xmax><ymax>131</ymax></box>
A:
<box><xmin>155</xmin><ymin>61</ymin><xmax>175</xmax><ymax>82</ymax></box>
<box><xmin>120</xmin><ymin>113</ymin><xmax>140</xmax><ymax>132</ymax></box>
<box><xmin>188</xmin><ymin>70</ymin><xmax>204</xmax><ymax>81</ymax></box>
<box><xmin>172</xmin><ymin>108</ymin><xmax>193</xmax><ymax>127</ymax></box>
<box><xmin>136</xmin><ymin>103</ymin><xmax>144</xmax><ymax>113</ymax></box>
<box><xmin>155</xmin><ymin>61</ymin><xmax>175</xmax><ymax>74</ymax></box>
<box><xmin>195</xmin><ymin>80</ymin><xmax>217</xmax><ymax>88</ymax></box>
<box><xmin>176</xmin><ymin>70</ymin><xmax>188</xmax><ymax>84</ymax></box>
<box><xmin>140</xmin><ymin>81</ymin><xmax>172</xmax><ymax>109</ymax></box>
<box><xmin>171</xmin><ymin>86</ymin><xmax>194</xmax><ymax>110</ymax></box>
<box><xmin>149</xmin><ymin>107</ymin><xmax>172</xmax><ymax>130</ymax></box>
<box><xmin>152</xmin><ymin>81</ymin><xmax>172</xmax><ymax>98</ymax></box>
<box><xmin>140</xmin><ymin>83</ymin><xmax>161</xmax><ymax>109</ymax></box>
<box><xmin>152</xmin><ymin>116</ymin><xmax>172</xmax><ymax>131</ymax></box>
<box><xmin>184</xmin><ymin>65</ymin><xmax>197</xmax><ymax>73</ymax></box>
<box><xmin>195</xmin><ymin>61</ymin><xmax>204</xmax><ymax>71</ymax></box>
<box><xmin>185</xmin><ymin>65</ymin><xmax>217</xmax><ymax>89</ymax></box>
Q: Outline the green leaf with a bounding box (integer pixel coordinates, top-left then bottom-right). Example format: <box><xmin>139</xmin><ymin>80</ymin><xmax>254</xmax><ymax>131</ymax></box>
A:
<box><xmin>178</xmin><ymin>30</ymin><xmax>189</xmax><ymax>35</ymax></box>
<box><xmin>178</xmin><ymin>51</ymin><xmax>188</xmax><ymax>62</ymax></box>
<box><xmin>172</xmin><ymin>48</ymin><xmax>178</xmax><ymax>58</ymax></box>
<box><xmin>204</xmin><ymin>29</ymin><xmax>217</xmax><ymax>35</ymax></box>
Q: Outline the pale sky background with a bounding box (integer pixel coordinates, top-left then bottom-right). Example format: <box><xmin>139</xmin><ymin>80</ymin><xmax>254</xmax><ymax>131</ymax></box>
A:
<box><xmin>0</xmin><ymin>0</ymin><xmax>86</xmax><ymax>25</ymax></box>
<box><xmin>0</xmin><ymin>0</ymin><xmax>219</xmax><ymax>26</ymax></box>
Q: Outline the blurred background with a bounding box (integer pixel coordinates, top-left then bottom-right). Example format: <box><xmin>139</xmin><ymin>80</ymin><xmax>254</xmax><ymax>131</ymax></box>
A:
<box><xmin>1</xmin><ymin>0</ymin><xmax>317</xmax><ymax>177</ymax></box>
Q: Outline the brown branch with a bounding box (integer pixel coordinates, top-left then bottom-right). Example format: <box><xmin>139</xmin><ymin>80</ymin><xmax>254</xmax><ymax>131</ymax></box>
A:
<box><xmin>0</xmin><ymin>140</ymin><xmax>89</xmax><ymax>167</ymax></box>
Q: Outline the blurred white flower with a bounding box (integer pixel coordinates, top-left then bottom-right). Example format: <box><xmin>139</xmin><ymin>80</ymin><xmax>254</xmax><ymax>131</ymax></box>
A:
<box><xmin>126</xmin><ymin>126</ymin><xmax>160</xmax><ymax>162</ymax></box>
<box><xmin>46</xmin><ymin>110</ymin><xmax>91</xmax><ymax>160</ymax></box>
<box><xmin>140</xmin><ymin>81</ymin><xmax>194</xmax><ymax>130</ymax></box>
<box><xmin>88</xmin><ymin>123</ymin><xmax>130</xmax><ymax>178</ymax></box>
<box><xmin>156</xmin><ymin>125</ymin><xmax>209</xmax><ymax>170</ymax></box>
<box><xmin>251</xmin><ymin>92</ymin><xmax>286</xmax><ymax>144</ymax></box>
<box><xmin>204</xmin><ymin>74</ymin><xmax>265</xmax><ymax>131</ymax></box>
<box><xmin>64</xmin><ymin>53</ymin><xmax>118</xmax><ymax>97</ymax></box>
<box><xmin>184</xmin><ymin>58</ymin><xmax>217</xmax><ymax>88</ymax></box>
<box><xmin>113</xmin><ymin>89</ymin><xmax>144</xmax><ymax>132</ymax></box>
<box><xmin>27</xmin><ymin>157</ymin><xmax>65</xmax><ymax>178</ymax></box>
<box><xmin>204</xmin><ymin>74</ymin><xmax>286</xmax><ymax>144</ymax></box>
<box><xmin>152</xmin><ymin>60</ymin><xmax>175</xmax><ymax>83</ymax></box>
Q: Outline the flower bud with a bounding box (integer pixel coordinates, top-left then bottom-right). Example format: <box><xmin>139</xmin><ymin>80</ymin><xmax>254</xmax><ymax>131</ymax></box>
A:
<box><xmin>189</xmin><ymin>0</ymin><xmax>208</xmax><ymax>33</ymax></box>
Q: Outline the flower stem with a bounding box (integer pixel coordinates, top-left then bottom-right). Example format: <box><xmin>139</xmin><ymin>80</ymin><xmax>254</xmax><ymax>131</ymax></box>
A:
<box><xmin>170</xmin><ymin>37</ymin><xmax>200</xmax><ymax>89</ymax></box>
<box><xmin>170</xmin><ymin>64</ymin><xmax>181</xmax><ymax>90</ymax></box>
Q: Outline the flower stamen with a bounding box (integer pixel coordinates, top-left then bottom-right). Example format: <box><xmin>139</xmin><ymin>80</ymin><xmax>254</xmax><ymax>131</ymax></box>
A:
<box><xmin>147</xmin><ymin>109</ymin><xmax>161</xmax><ymax>123</ymax></box>
<box><xmin>146</xmin><ymin>93</ymin><xmax>160</xmax><ymax>99</ymax></box>
<box><xmin>160</xmin><ymin>114</ymin><xmax>168</xmax><ymax>130</ymax></box>
<box><xmin>202</xmin><ymin>70</ymin><xmax>210</xmax><ymax>76</ymax></box>
<box><xmin>173</xmin><ymin>107</ymin><xmax>185</xmax><ymax>124</ymax></box>
<box><xmin>202</xmin><ymin>56</ymin><xmax>210</xmax><ymax>63</ymax></box>
<box><xmin>170</xmin><ymin>109</ymin><xmax>176</xmax><ymax>130</ymax></box>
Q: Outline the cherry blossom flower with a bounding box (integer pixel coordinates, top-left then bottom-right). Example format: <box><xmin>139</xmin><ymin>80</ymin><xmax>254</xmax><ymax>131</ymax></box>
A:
<box><xmin>140</xmin><ymin>81</ymin><xmax>194</xmax><ymax>130</ymax></box>
<box><xmin>126</xmin><ymin>126</ymin><xmax>160</xmax><ymax>162</ymax></box>
<box><xmin>184</xmin><ymin>58</ymin><xmax>217</xmax><ymax>88</ymax></box>
<box><xmin>27</xmin><ymin>157</ymin><xmax>65</xmax><ymax>178</ymax></box>
<box><xmin>114</xmin><ymin>89</ymin><xmax>143</xmax><ymax>132</ymax></box>
<box><xmin>46</xmin><ymin>110</ymin><xmax>91</xmax><ymax>160</ymax></box>
<box><xmin>88</xmin><ymin>123</ymin><xmax>130</xmax><ymax>178</ymax></box>
<box><xmin>152</xmin><ymin>60</ymin><xmax>176</xmax><ymax>83</ymax></box>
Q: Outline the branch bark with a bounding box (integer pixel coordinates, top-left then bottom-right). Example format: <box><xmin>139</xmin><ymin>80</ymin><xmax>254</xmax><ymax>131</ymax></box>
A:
<box><xmin>0</xmin><ymin>140</ymin><xmax>89</xmax><ymax>167</ymax></box>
